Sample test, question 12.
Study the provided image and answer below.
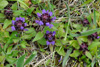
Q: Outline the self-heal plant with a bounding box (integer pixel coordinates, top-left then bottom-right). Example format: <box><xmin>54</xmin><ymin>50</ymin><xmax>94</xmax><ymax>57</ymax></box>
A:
<box><xmin>4</xmin><ymin>6</ymin><xmax>13</xmax><ymax>19</ymax></box>
<box><xmin>80</xmin><ymin>19</ymin><xmax>89</xmax><ymax>26</ymax></box>
<box><xmin>80</xmin><ymin>42</ymin><xmax>88</xmax><ymax>53</ymax></box>
<box><xmin>88</xmin><ymin>32</ymin><xmax>100</xmax><ymax>40</ymax></box>
<box><xmin>35</xmin><ymin>9</ymin><xmax>56</xmax><ymax>28</ymax></box>
<box><xmin>11</xmin><ymin>17</ymin><xmax>28</xmax><ymax>31</ymax></box>
<box><xmin>45</xmin><ymin>31</ymin><xmax>56</xmax><ymax>45</ymax></box>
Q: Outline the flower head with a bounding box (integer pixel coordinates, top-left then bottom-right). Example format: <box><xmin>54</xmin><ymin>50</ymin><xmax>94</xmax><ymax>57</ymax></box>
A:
<box><xmin>4</xmin><ymin>6</ymin><xmax>13</xmax><ymax>19</ymax></box>
<box><xmin>11</xmin><ymin>17</ymin><xmax>28</xmax><ymax>31</ymax></box>
<box><xmin>80</xmin><ymin>43</ymin><xmax>88</xmax><ymax>52</ymax></box>
<box><xmin>35</xmin><ymin>9</ymin><xmax>56</xmax><ymax>28</ymax></box>
<box><xmin>81</xmin><ymin>19</ymin><xmax>89</xmax><ymax>26</ymax></box>
<box><xmin>88</xmin><ymin>32</ymin><xmax>99</xmax><ymax>40</ymax></box>
<box><xmin>45</xmin><ymin>31</ymin><xmax>56</xmax><ymax>45</ymax></box>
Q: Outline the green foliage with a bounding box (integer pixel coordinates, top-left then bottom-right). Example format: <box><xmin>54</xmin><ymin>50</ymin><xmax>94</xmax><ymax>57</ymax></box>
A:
<box><xmin>70</xmin><ymin>50</ymin><xmax>80</xmax><ymax>58</ymax></box>
<box><xmin>0</xmin><ymin>0</ymin><xmax>8</xmax><ymax>9</ymax></box>
<box><xmin>85</xmin><ymin>51</ymin><xmax>92</xmax><ymax>60</ymax></box>
<box><xmin>16</xmin><ymin>54</ymin><xmax>26</xmax><ymax>67</ymax></box>
<box><xmin>24</xmin><ymin>51</ymin><xmax>37</xmax><ymax>65</ymax></box>
<box><xmin>32</xmin><ymin>32</ymin><xmax>44</xmax><ymax>42</ymax></box>
<box><xmin>0</xmin><ymin>0</ymin><xmax>100</xmax><ymax>67</ymax></box>
<box><xmin>62</xmin><ymin>48</ymin><xmax>73</xmax><ymax>67</ymax></box>
<box><xmin>3</xmin><ymin>19</ymin><xmax>12</xmax><ymax>29</ymax></box>
<box><xmin>55</xmin><ymin>46</ymin><xmax>66</xmax><ymax>56</ymax></box>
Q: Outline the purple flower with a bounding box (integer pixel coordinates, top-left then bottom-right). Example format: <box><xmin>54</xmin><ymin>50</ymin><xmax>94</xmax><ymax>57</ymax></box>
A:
<box><xmin>11</xmin><ymin>17</ymin><xmax>28</xmax><ymax>31</ymax></box>
<box><xmin>80</xmin><ymin>43</ymin><xmax>88</xmax><ymax>53</ymax></box>
<box><xmin>45</xmin><ymin>31</ymin><xmax>56</xmax><ymax>45</ymax></box>
<box><xmin>36</xmin><ymin>9</ymin><xmax>56</xmax><ymax>28</ymax></box>
<box><xmin>58</xmin><ymin>56</ymin><xmax>62</xmax><ymax>62</ymax></box>
<box><xmin>4</xmin><ymin>6</ymin><xmax>13</xmax><ymax>19</ymax></box>
<box><xmin>88</xmin><ymin>32</ymin><xmax>99</xmax><ymax>40</ymax></box>
<box><xmin>81</xmin><ymin>19</ymin><xmax>89</xmax><ymax>26</ymax></box>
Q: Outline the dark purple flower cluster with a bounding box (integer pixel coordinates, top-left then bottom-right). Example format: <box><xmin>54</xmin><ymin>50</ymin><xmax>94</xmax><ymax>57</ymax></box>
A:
<box><xmin>81</xmin><ymin>19</ymin><xmax>89</xmax><ymax>26</ymax></box>
<box><xmin>4</xmin><ymin>7</ymin><xmax>13</xmax><ymax>19</ymax></box>
<box><xmin>45</xmin><ymin>31</ymin><xmax>56</xmax><ymax>45</ymax></box>
<box><xmin>11</xmin><ymin>17</ymin><xmax>28</xmax><ymax>31</ymax></box>
<box><xmin>35</xmin><ymin>9</ymin><xmax>56</xmax><ymax>28</ymax></box>
<box><xmin>88</xmin><ymin>32</ymin><xmax>99</xmax><ymax>40</ymax></box>
<box><xmin>80</xmin><ymin>43</ymin><xmax>88</xmax><ymax>52</ymax></box>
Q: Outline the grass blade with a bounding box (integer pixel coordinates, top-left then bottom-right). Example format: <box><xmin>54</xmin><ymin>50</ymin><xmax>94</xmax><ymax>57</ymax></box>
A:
<box><xmin>64</xmin><ymin>1</ymin><xmax>70</xmax><ymax>40</ymax></box>
<box><xmin>93</xmin><ymin>9</ymin><xmax>97</xmax><ymax>28</ymax></box>
<box><xmin>16</xmin><ymin>54</ymin><xmax>26</xmax><ymax>67</ymax></box>
<box><xmin>70</xmin><ymin>28</ymin><xmax>100</xmax><ymax>37</ymax></box>
<box><xmin>24</xmin><ymin>51</ymin><xmax>37</xmax><ymax>65</ymax></box>
<box><xmin>62</xmin><ymin>48</ymin><xmax>73</xmax><ymax>67</ymax></box>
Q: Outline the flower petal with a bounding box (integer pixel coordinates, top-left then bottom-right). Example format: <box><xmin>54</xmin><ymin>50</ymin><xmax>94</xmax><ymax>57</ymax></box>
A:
<box><xmin>37</xmin><ymin>13</ymin><xmax>41</xmax><ymax>17</ymax></box>
<box><xmin>35</xmin><ymin>20</ymin><xmax>39</xmax><ymax>23</ymax></box>
<box><xmin>20</xmin><ymin>26</ymin><xmax>24</xmax><ymax>30</ymax></box>
<box><xmin>16</xmin><ymin>17</ymin><xmax>19</xmax><ymax>21</ymax></box>
<box><xmin>21</xmin><ymin>17</ymin><xmax>25</xmax><ymax>22</ymax></box>
<box><xmin>49</xmin><ymin>12</ymin><xmax>53</xmax><ymax>16</ymax></box>
<box><xmin>46</xmin><ymin>10</ymin><xmax>49</xmax><ymax>13</ymax></box>
<box><xmin>46</xmin><ymin>22</ymin><xmax>50</xmax><ymax>26</ymax></box>
<box><xmin>53</xmin><ymin>17</ymin><xmax>56</xmax><ymax>20</ymax></box>
<box><xmin>42</xmin><ymin>9</ymin><xmax>46</xmax><ymax>14</ymax></box>
<box><xmin>11</xmin><ymin>26</ymin><xmax>16</xmax><ymax>31</ymax></box>
<box><xmin>24</xmin><ymin>23</ymin><xmax>27</xmax><ymax>26</ymax></box>
<box><xmin>12</xmin><ymin>20</ymin><xmax>15</xmax><ymax>25</ymax></box>
<box><xmin>24</xmin><ymin>29</ymin><xmax>28</xmax><ymax>31</ymax></box>
<box><xmin>39</xmin><ymin>21</ymin><xmax>43</xmax><ymax>25</ymax></box>
<box><xmin>46</xmin><ymin>41</ymin><xmax>50</xmax><ymax>45</ymax></box>
<box><xmin>46</xmin><ymin>31</ymin><xmax>50</xmax><ymax>34</ymax></box>
<box><xmin>52</xmin><ymin>31</ymin><xmax>56</xmax><ymax>36</ymax></box>
<box><xmin>97</xmin><ymin>36</ymin><xmax>100</xmax><ymax>39</ymax></box>
<box><xmin>58</xmin><ymin>56</ymin><xmax>62</xmax><ymax>62</ymax></box>
<box><xmin>49</xmin><ymin>24</ymin><xmax>53</xmax><ymax>28</ymax></box>
<box><xmin>51</xmin><ymin>41</ymin><xmax>55</xmax><ymax>45</ymax></box>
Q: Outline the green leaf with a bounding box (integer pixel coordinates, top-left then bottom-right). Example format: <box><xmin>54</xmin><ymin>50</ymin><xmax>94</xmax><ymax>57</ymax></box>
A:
<box><xmin>3</xmin><ymin>19</ymin><xmax>12</xmax><ymax>29</ymax></box>
<box><xmin>88</xmin><ymin>42</ymin><xmax>100</xmax><ymax>50</ymax></box>
<box><xmin>78</xmin><ymin>36</ymin><xmax>88</xmax><ymax>42</ymax></box>
<box><xmin>69</xmin><ymin>40</ymin><xmax>80</xmax><ymax>49</ymax></box>
<box><xmin>21</xmin><ymin>28</ymin><xmax>36</xmax><ymax>40</ymax></box>
<box><xmin>0</xmin><ymin>13</ymin><xmax>5</xmax><ymax>18</ymax></box>
<box><xmin>20</xmin><ymin>41</ymin><xmax>28</xmax><ymax>48</ymax></box>
<box><xmin>17</xmin><ymin>0</ymin><xmax>29</xmax><ymax>8</ymax></box>
<box><xmin>70</xmin><ymin>50</ymin><xmax>80</xmax><ymax>58</ymax></box>
<box><xmin>13</xmin><ymin>10</ymin><xmax>24</xmax><ymax>16</ymax></box>
<box><xmin>32</xmin><ymin>32</ymin><xmax>44</xmax><ymax>42</ymax></box>
<box><xmin>85</xmin><ymin>51</ymin><xmax>92</xmax><ymax>60</ymax></box>
<box><xmin>0</xmin><ymin>0</ymin><xmax>8</xmax><ymax>9</ymax></box>
<box><xmin>0</xmin><ymin>56</ymin><xmax>5</xmax><ymax>62</ymax></box>
<box><xmin>0</xmin><ymin>45</ymin><xmax>3</xmax><ymax>52</ymax></box>
<box><xmin>11</xmin><ymin>2</ymin><xmax>17</xmax><ymax>10</ymax></box>
<box><xmin>7</xmin><ymin>46</ymin><xmax>12</xmax><ymax>54</ymax></box>
<box><xmin>16</xmin><ymin>54</ymin><xmax>26</xmax><ymax>67</ymax></box>
<box><xmin>25</xmin><ymin>28</ymin><xmax>36</xmax><ymax>34</ymax></box>
<box><xmin>6</xmin><ymin>56</ymin><xmax>17</xmax><ymax>63</ymax></box>
<box><xmin>4</xmin><ymin>32</ymin><xmax>17</xmax><ymax>51</ymax></box>
<box><xmin>55</xmin><ymin>39</ymin><xmax>62</xmax><ymax>46</ymax></box>
<box><xmin>26</xmin><ymin>7</ymin><xmax>35</xmax><ymax>14</ymax></box>
<box><xmin>24</xmin><ymin>51</ymin><xmax>37</xmax><ymax>65</ymax></box>
<box><xmin>80</xmin><ymin>0</ymin><xmax>92</xmax><ymax>7</ymax></box>
<box><xmin>37</xmin><ymin>38</ymin><xmax>46</xmax><ymax>45</ymax></box>
<box><xmin>62</xmin><ymin>48</ymin><xmax>73</xmax><ymax>67</ymax></box>
<box><xmin>55</xmin><ymin>47</ymin><xmax>66</xmax><ymax>56</ymax></box>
